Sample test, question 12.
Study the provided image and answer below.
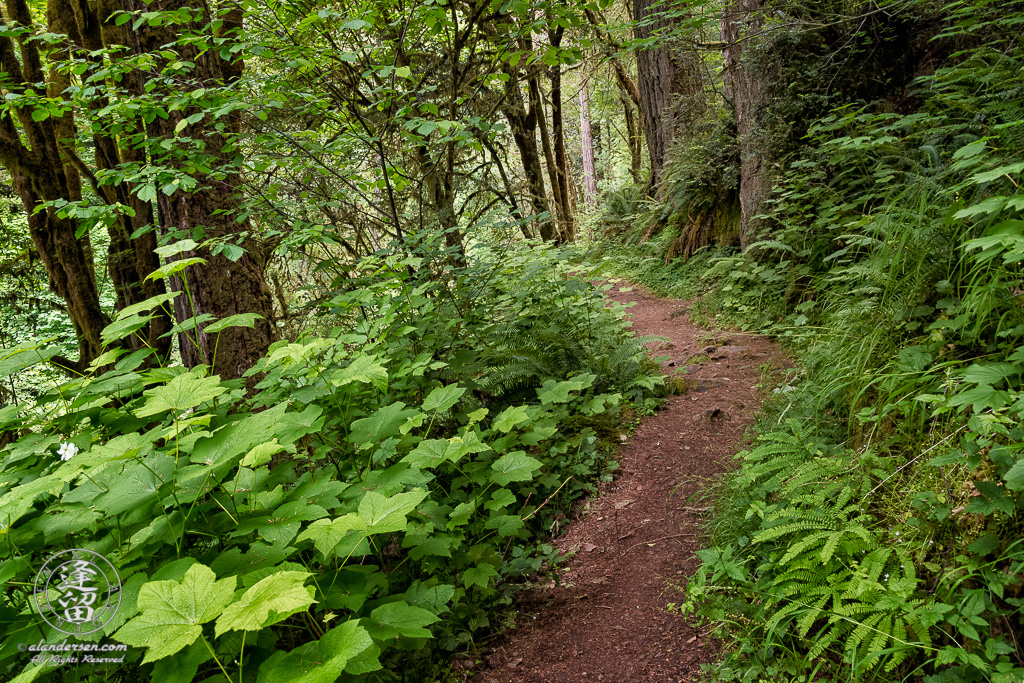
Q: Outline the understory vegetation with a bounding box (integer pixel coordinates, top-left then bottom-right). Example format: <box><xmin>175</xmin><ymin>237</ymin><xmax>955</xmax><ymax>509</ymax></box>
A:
<box><xmin>1</xmin><ymin>242</ymin><xmax>662</xmax><ymax>681</ymax></box>
<box><xmin>594</xmin><ymin>0</ymin><xmax>1024</xmax><ymax>680</ymax></box>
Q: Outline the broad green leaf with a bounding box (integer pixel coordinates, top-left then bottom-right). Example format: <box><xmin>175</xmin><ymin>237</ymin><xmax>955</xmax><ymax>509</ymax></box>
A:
<box><xmin>154</xmin><ymin>239</ymin><xmax>198</xmax><ymax>258</ymax></box>
<box><xmin>0</xmin><ymin>342</ymin><xmax>58</xmax><ymax>378</ymax></box>
<box><xmin>257</xmin><ymin>501</ymin><xmax>328</xmax><ymax>546</ymax></box>
<box><xmin>205</xmin><ymin>313</ymin><xmax>263</xmax><ymax>334</ymax></box>
<box><xmin>256</xmin><ymin>620</ymin><xmax>373</xmax><ymax>683</ymax></box>
<box><xmin>115</xmin><ymin>564</ymin><xmax>236</xmax><ymax>662</ymax></box>
<box><xmin>358</xmin><ymin>489</ymin><xmax>427</xmax><ymax>534</ymax></box>
<box><xmin>296</xmin><ymin>514</ymin><xmax>366</xmax><ymax>557</ymax></box>
<box><xmin>101</xmin><ymin>313</ymin><xmax>150</xmax><ymax>345</ymax></box>
<box><xmin>485</xmin><ymin>488</ymin><xmax>516</xmax><ymax>511</ymax></box>
<box><xmin>971</xmin><ymin>161</ymin><xmax>1024</xmax><ymax>184</ymax></box>
<box><xmin>421</xmin><ymin>385</ymin><xmax>465</xmax><ymax>412</ymax></box>
<box><xmin>961</xmin><ymin>362</ymin><xmax>1017</xmax><ymax>386</ymax></box>
<box><xmin>490</xmin><ymin>451</ymin><xmax>542</xmax><ymax>485</ymax></box>
<box><xmin>493</xmin><ymin>405</ymin><xmax>529</xmax><ymax>432</ymax></box>
<box><xmin>401</xmin><ymin>434</ymin><xmax>487</xmax><ymax>469</ymax></box>
<box><xmin>365</xmin><ymin>601</ymin><xmax>439</xmax><ymax>639</ymax></box>
<box><xmin>241</xmin><ymin>440</ymin><xmax>286</xmax><ymax>468</ymax></box>
<box><xmin>484</xmin><ymin>514</ymin><xmax>524</xmax><ymax>537</ymax></box>
<box><xmin>136</xmin><ymin>369</ymin><xmax>227</xmax><ymax>418</ymax></box>
<box><xmin>348</xmin><ymin>402</ymin><xmax>421</xmax><ymax>451</ymax></box>
<box><xmin>1004</xmin><ymin>459</ymin><xmax>1024</xmax><ymax>491</ymax></box>
<box><xmin>146</xmin><ymin>257</ymin><xmax>207</xmax><ymax>281</ymax></box>
<box><xmin>463</xmin><ymin>564</ymin><xmax>499</xmax><ymax>589</ymax></box>
<box><xmin>118</xmin><ymin>291</ymin><xmax>178</xmax><ymax>318</ymax></box>
<box><xmin>151</xmin><ymin>640</ymin><xmax>212</xmax><ymax>683</ymax></box>
<box><xmin>331</xmin><ymin>354</ymin><xmax>387</xmax><ymax>391</ymax></box>
<box><xmin>215</xmin><ymin>571</ymin><xmax>315</xmax><ymax>636</ymax></box>
<box><xmin>537</xmin><ymin>378</ymin><xmax>586</xmax><ymax>405</ymax></box>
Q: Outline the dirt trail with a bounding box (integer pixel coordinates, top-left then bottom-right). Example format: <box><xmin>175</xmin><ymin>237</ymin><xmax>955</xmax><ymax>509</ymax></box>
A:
<box><xmin>473</xmin><ymin>284</ymin><xmax>787</xmax><ymax>683</ymax></box>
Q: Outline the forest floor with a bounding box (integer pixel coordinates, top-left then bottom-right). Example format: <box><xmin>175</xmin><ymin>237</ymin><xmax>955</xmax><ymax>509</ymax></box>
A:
<box><xmin>470</xmin><ymin>283</ymin><xmax>788</xmax><ymax>683</ymax></box>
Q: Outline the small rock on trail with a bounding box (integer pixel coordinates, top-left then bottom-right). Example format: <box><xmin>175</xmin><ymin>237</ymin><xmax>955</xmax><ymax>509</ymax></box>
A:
<box><xmin>473</xmin><ymin>284</ymin><xmax>786</xmax><ymax>683</ymax></box>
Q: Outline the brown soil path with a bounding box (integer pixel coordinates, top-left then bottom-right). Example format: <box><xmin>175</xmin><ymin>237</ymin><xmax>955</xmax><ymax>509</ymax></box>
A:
<box><xmin>472</xmin><ymin>283</ymin><xmax>787</xmax><ymax>683</ymax></box>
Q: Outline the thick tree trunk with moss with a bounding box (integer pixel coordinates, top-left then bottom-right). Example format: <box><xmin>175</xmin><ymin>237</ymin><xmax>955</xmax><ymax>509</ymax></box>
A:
<box><xmin>0</xmin><ymin>0</ymin><xmax>172</xmax><ymax>373</ymax></box>
<box><xmin>723</xmin><ymin>0</ymin><xmax>768</xmax><ymax>250</ymax></box>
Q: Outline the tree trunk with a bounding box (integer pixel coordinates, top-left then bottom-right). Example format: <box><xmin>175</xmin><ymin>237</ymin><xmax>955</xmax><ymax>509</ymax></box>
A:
<box><xmin>621</xmin><ymin>90</ymin><xmax>643</xmax><ymax>183</ymax></box>
<box><xmin>501</xmin><ymin>75</ymin><xmax>554</xmax><ymax>241</ymax></box>
<box><xmin>140</xmin><ymin>0</ymin><xmax>276</xmax><ymax>380</ymax></box>
<box><xmin>533</xmin><ymin>76</ymin><xmax>565</xmax><ymax>238</ymax></box>
<box><xmin>0</xmin><ymin>0</ymin><xmax>173</xmax><ymax>373</ymax></box>
<box><xmin>549</xmin><ymin>61</ymin><xmax>575</xmax><ymax>240</ymax></box>
<box><xmin>634</xmin><ymin>0</ymin><xmax>705</xmax><ymax>191</ymax></box>
<box><xmin>579</xmin><ymin>85</ymin><xmax>598</xmax><ymax>207</ymax></box>
<box><xmin>723</xmin><ymin>0</ymin><xmax>768</xmax><ymax>250</ymax></box>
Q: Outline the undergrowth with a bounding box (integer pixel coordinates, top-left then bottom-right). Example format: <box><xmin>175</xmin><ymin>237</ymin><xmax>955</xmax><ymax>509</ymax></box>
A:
<box><xmin>595</xmin><ymin>0</ymin><xmax>1024</xmax><ymax>680</ymax></box>
<box><xmin>0</xmin><ymin>240</ymin><xmax>662</xmax><ymax>682</ymax></box>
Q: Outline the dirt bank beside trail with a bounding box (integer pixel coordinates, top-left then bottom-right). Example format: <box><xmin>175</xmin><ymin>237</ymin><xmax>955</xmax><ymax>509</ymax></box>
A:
<box><xmin>472</xmin><ymin>283</ymin><xmax>787</xmax><ymax>683</ymax></box>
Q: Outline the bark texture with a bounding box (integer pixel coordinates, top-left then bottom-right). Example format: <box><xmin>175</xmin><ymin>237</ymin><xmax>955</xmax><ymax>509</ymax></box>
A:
<box><xmin>140</xmin><ymin>0</ymin><xmax>275</xmax><ymax>379</ymax></box>
<box><xmin>0</xmin><ymin>0</ymin><xmax>172</xmax><ymax>372</ymax></box>
<box><xmin>633</xmin><ymin>0</ymin><xmax>705</xmax><ymax>190</ymax></box>
<box><xmin>723</xmin><ymin>0</ymin><xmax>768</xmax><ymax>250</ymax></box>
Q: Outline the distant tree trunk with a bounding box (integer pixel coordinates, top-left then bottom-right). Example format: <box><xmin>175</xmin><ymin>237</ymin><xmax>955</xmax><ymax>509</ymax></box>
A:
<box><xmin>634</xmin><ymin>0</ymin><xmax>705</xmax><ymax>191</ymax></box>
<box><xmin>621</xmin><ymin>90</ymin><xmax>643</xmax><ymax>183</ymax></box>
<box><xmin>723</xmin><ymin>0</ymin><xmax>768</xmax><ymax>250</ymax></box>
<box><xmin>580</xmin><ymin>85</ymin><xmax>598</xmax><ymax>207</ymax></box>
<box><xmin>548</xmin><ymin>25</ymin><xmax>575</xmax><ymax>241</ymax></box>
<box><xmin>501</xmin><ymin>74</ymin><xmax>554</xmax><ymax>240</ymax></box>
<box><xmin>533</xmin><ymin>76</ymin><xmax>566</xmax><ymax>239</ymax></box>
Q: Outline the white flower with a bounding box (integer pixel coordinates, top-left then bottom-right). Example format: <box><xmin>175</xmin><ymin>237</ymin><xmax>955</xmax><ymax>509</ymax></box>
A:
<box><xmin>58</xmin><ymin>442</ymin><xmax>79</xmax><ymax>462</ymax></box>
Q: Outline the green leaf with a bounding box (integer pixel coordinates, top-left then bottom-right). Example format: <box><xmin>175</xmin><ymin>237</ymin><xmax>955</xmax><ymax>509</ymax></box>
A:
<box><xmin>137</xmin><ymin>184</ymin><xmax>157</xmax><ymax>202</ymax></box>
<box><xmin>348</xmin><ymin>402</ymin><xmax>421</xmax><ymax>451</ymax></box>
<box><xmin>146</xmin><ymin>257</ymin><xmax>207</xmax><ymax>281</ymax></box>
<box><xmin>358</xmin><ymin>489</ymin><xmax>428</xmax><ymax>534</ymax></box>
<box><xmin>962</xmin><ymin>362</ymin><xmax>1017</xmax><ymax>386</ymax></box>
<box><xmin>537</xmin><ymin>378</ymin><xmax>586</xmax><ymax>405</ymax></box>
<box><xmin>155</xmin><ymin>239</ymin><xmax>198</xmax><ymax>258</ymax></box>
<box><xmin>463</xmin><ymin>564</ymin><xmax>499</xmax><ymax>589</ymax></box>
<box><xmin>101</xmin><ymin>313</ymin><xmax>151</xmax><ymax>345</ymax></box>
<box><xmin>135</xmin><ymin>368</ymin><xmax>227</xmax><ymax>418</ymax></box>
<box><xmin>256</xmin><ymin>620</ymin><xmax>374</xmax><ymax>683</ymax></box>
<box><xmin>1004</xmin><ymin>459</ymin><xmax>1024</xmax><ymax>491</ymax></box>
<box><xmin>394</xmin><ymin>66</ymin><xmax>411</xmax><ymax>78</ymax></box>
<box><xmin>215</xmin><ymin>571</ymin><xmax>315</xmax><ymax>636</ymax></box>
<box><xmin>493</xmin><ymin>405</ymin><xmax>530</xmax><ymax>433</ymax></box>
<box><xmin>401</xmin><ymin>435</ymin><xmax>486</xmax><ymax>469</ymax></box>
<box><xmin>256</xmin><ymin>501</ymin><xmax>328</xmax><ymax>546</ymax></box>
<box><xmin>490</xmin><ymin>451</ymin><xmax>542</xmax><ymax>486</ymax></box>
<box><xmin>0</xmin><ymin>342</ymin><xmax>58</xmax><ymax>378</ymax></box>
<box><xmin>115</xmin><ymin>564</ymin><xmax>236</xmax><ymax>663</ymax></box>
<box><xmin>331</xmin><ymin>354</ymin><xmax>388</xmax><ymax>391</ymax></box>
<box><xmin>967</xmin><ymin>534</ymin><xmax>1000</xmax><ymax>556</ymax></box>
<box><xmin>204</xmin><ymin>313</ymin><xmax>263</xmax><ymax>334</ymax></box>
<box><xmin>421</xmin><ymin>384</ymin><xmax>465</xmax><ymax>412</ymax></box>
<box><xmin>365</xmin><ymin>601</ymin><xmax>439</xmax><ymax>639</ymax></box>
<box><xmin>296</xmin><ymin>514</ymin><xmax>366</xmax><ymax>558</ymax></box>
